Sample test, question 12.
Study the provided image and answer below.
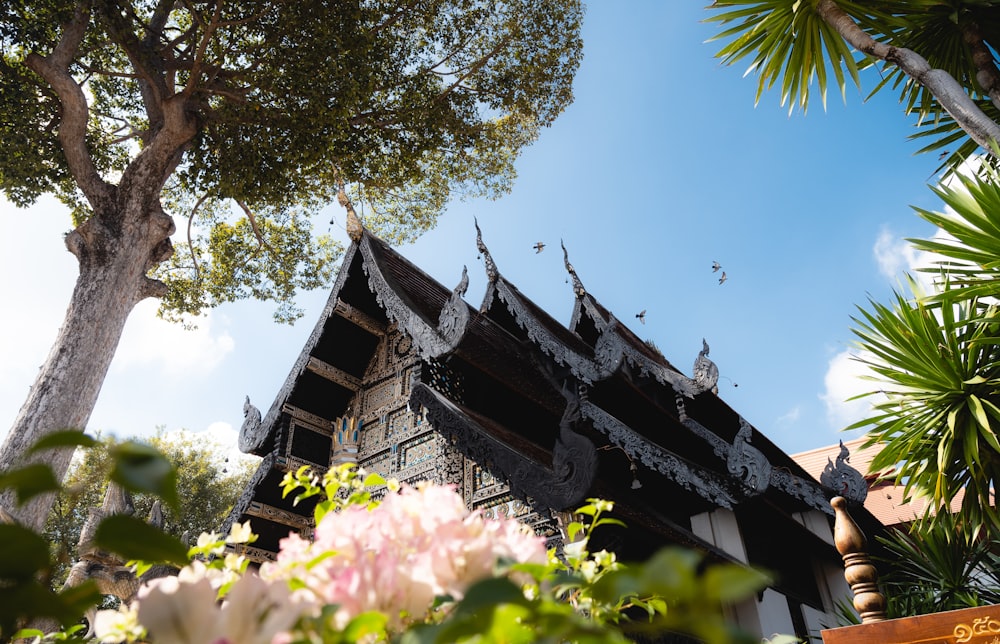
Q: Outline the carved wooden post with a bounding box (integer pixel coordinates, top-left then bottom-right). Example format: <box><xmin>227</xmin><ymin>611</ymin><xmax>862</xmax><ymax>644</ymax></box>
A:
<box><xmin>831</xmin><ymin>496</ymin><xmax>887</xmax><ymax>623</ymax></box>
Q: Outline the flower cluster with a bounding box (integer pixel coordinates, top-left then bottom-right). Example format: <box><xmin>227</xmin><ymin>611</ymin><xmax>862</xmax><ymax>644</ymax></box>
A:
<box><xmin>262</xmin><ymin>481</ymin><xmax>546</xmax><ymax>631</ymax></box>
<box><xmin>92</xmin><ymin>475</ymin><xmax>545</xmax><ymax>643</ymax></box>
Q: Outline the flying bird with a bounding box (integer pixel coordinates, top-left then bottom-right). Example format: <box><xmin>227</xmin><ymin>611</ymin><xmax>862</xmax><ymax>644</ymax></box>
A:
<box><xmin>712</xmin><ymin>261</ymin><xmax>722</xmax><ymax>273</ymax></box>
<box><xmin>533</xmin><ymin>242</ymin><xmax>546</xmax><ymax>253</ymax></box>
<box><xmin>718</xmin><ymin>272</ymin><xmax>727</xmax><ymax>285</ymax></box>
<box><xmin>635</xmin><ymin>309</ymin><xmax>646</xmax><ymax>324</ymax></box>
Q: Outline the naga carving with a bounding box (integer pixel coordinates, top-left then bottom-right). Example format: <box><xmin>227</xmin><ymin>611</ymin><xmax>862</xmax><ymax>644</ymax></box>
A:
<box><xmin>360</xmin><ymin>237</ymin><xmax>470</xmax><ymax>359</ymax></box>
<box><xmin>63</xmin><ymin>485</ymin><xmax>176</xmax><ymax>636</ymax></box>
<box><xmin>561</xmin><ymin>241</ymin><xmax>587</xmax><ymax>298</ymax></box>
<box><xmin>821</xmin><ymin>440</ymin><xmax>868</xmax><ymax>504</ymax></box>
<box><xmin>475</xmin><ymin>218</ymin><xmax>499</xmax><ymax>284</ymax></box>
<box><xmin>693</xmin><ymin>339</ymin><xmax>719</xmax><ymax>395</ymax></box>
<box><xmin>437</xmin><ymin>265</ymin><xmax>471</xmax><ymax>345</ymax></box>
<box><xmin>581</xmin><ymin>402</ymin><xmax>736</xmax><ymax>508</ymax></box>
<box><xmin>679</xmin><ymin>397</ymin><xmax>834</xmax><ymax>514</ymax></box>
<box><xmin>409</xmin><ymin>382</ymin><xmax>597</xmax><ymax>510</ymax></box>
<box><xmin>238</xmin><ymin>395</ymin><xmax>266</xmax><ymax>454</ymax></box>
<box><xmin>727</xmin><ymin>418</ymin><xmax>771</xmax><ymax>496</ymax></box>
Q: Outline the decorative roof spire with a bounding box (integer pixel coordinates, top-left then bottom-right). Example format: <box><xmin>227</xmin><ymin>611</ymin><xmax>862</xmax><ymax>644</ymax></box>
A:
<box><xmin>338</xmin><ymin>182</ymin><xmax>363</xmax><ymax>243</ymax></box>
<box><xmin>561</xmin><ymin>240</ymin><xmax>586</xmax><ymax>297</ymax></box>
<box><xmin>474</xmin><ymin>218</ymin><xmax>498</xmax><ymax>283</ymax></box>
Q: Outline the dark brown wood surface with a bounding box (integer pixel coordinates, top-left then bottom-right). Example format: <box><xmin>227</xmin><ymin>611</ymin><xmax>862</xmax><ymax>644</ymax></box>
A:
<box><xmin>822</xmin><ymin>605</ymin><xmax>1000</xmax><ymax>643</ymax></box>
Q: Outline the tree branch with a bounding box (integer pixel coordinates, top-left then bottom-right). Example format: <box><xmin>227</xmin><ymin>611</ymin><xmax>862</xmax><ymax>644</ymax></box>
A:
<box><xmin>93</xmin><ymin>0</ymin><xmax>169</xmax><ymax>114</ymax></box>
<box><xmin>368</xmin><ymin>0</ymin><xmax>421</xmax><ymax>37</ymax></box>
<box><xmin>25</xmin><ymin>4</ymin><xmax>114</xmax><ymax>211</ymax></box>
<box><xmin>235</xmin><ymin>199</ymin><xmax>277</xmax><ymax>256</ymax></box>
<box><xmin>180</xmin><ymin>0</ymin><xmax>225</xmax><ymax>99</ymax></box>
<box><xmin>433</xmin><ymin>36</ymin><xmax>512</xmax><ymax>106</ymax></box>
<box><xmin>961</xmin><ymin>20</ymin><xmax>1000</xmax><ymax>114</ymax></box>
<box><xmin>186</xmin><ymin>193</ymin><xmax>210</xmax><ymax>282</ymax></box>
<box><xmin>815</xmin><ymin>0</ymin><xmax>1000</xmax><ymax>152</ymax></box>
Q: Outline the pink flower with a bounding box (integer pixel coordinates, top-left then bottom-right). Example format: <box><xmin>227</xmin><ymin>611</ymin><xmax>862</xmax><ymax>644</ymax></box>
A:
<box><xmin>261</xmin><ymin>481</ymin><xmax>545</xmax><ymax>631</ymax></box>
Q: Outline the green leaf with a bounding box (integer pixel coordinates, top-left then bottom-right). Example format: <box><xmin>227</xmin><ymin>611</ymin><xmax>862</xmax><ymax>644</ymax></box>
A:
<box><xmin>27</xmin><ymin>430</ymin><xmax>97</xmax><ymax>454</ymax></box>
<box><xmin>0</xmin><ymin>578</ymin><xmax>100</xmax><ymax>632</ymax></box>
<box><xmin>342</xmin><ymin>611</ymin><xmax>388</xmax><ymax>641</ymax></box>
<box><xmin>452</xmin><ymin>577</ymin><xmax>529</xmax><ymax>617</ymax></box>
<box><xmin>0</xmin><ymin>463</ymin><xmax>61</xmax><ymax>505</ymax></box>
<box><xmin>703</xmin><ymin>564</ymin><xmax>771</xmax><ymax>603</ymax></box>
<box><xmin>362</xmin><ymin>472</ymin><xmax>386</xmax><ymax>488</ymax></box>
<box><xmin>57</xmin><ymin>580</ymin><xmax>103</xmax><ymax>621</ymax></box>
<box><xmin>11</xmin><ymin>629</ymin><xmax>45</xmax><ymax>639</ymax></box>
<box><xmin>110</xmin><ymin>441</ymin><xmax>179</xmax><ymax>511</ymax></box>
<box><xmin>0</xmin><ymin>523</ymin><xmax>51</xmax><ymax>581</ymax></box>
<box><xmin>93</xmin><ymin>514</ymin><xmax>189</xmax><ymax>567</ymax></box>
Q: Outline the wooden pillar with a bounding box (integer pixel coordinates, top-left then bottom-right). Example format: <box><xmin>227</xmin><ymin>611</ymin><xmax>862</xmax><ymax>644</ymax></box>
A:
<box><xmin>831</xmin><ymin>496</ymin><xmax>886</xmax><ymax>623</ymax></box>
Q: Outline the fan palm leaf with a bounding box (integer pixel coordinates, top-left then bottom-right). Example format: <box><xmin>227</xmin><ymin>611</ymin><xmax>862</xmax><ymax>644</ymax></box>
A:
<box><xmin>910</xmin><ymin>162</ymin><xmax>1000</xmax><ymax>300</ymax></box>
<box><xmin>708</xmin><ymin>1</ymin><xmax>1000</xmax><ymax>172</ymax></box>
<box><xmin>879</xmin><ymin>512</ymin><xmax>1000</xmax><ymax>616</ymax></box>
<box><xmin>848</xmin><ymin>281</ymin><xmax>1000</xmax><ymax>531</ymax></box>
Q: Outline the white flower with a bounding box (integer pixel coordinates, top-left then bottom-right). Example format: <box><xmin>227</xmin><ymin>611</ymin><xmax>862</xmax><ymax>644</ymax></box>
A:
<box><xmin>218</xmin><ymin>573</ymin><xmax>312</xmax><ymax>644</ymax></box>
<box><xmin>136</xmin><ymin>575</ymin><xmax>219</xmax><ymax>643</ymax></box>
<box><xmin>227</xmin><ymin>520</ymin><xmax>254</xmax><ymax>544</ymax></box>
<box><xmin>93</xmin><ymin>602</ymin><xmax>143</xmax><ymax>643</ymax></box>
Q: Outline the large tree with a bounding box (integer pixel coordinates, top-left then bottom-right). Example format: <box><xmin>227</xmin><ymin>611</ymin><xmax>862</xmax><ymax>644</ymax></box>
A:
<box><xmin>0</xmin><ymin>0</ymin><xmax>582</xmax><ymax>530</ymax></box>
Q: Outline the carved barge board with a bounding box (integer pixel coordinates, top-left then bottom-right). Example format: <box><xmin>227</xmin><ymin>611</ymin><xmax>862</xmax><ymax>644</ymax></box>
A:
<box><xmin>306</xmin><ymin>357</ymin><xmax>362</xmax><ymax>391</ymax></box>
<box><xmin>821</xmin><ymin>604</ymin><xmax>1000</xmax><ymax>643</ymax></box>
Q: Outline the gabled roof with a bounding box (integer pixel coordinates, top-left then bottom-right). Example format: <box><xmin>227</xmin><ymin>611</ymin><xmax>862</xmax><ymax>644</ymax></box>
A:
<box><xmin>227</xmin><ymin>221</ymin><xmax>880</xmax><ymax>562</ymax></box>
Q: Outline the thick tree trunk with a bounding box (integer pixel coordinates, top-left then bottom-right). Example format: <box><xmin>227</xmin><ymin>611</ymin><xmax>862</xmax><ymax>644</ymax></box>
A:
<box><xmin>0</xmin><ymin>198</ymin><xmax>174</xmax><ymax>532</ymax></box>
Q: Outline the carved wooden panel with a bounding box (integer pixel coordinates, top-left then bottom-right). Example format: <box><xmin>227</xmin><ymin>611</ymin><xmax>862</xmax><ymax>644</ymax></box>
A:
<box><xmin>821</xmin><ymin>605</ymin><xmax>1000</xmax><ymax>643</ymax></box>
<box><xmin>353</xmin><ymin>325</ymin><xmax>448</xmax><ymax>484</ymax></box>
<box><xmin>344</xmin><ymin>325</ymin><xmax>556</xmax><ymax>543</ymax></box>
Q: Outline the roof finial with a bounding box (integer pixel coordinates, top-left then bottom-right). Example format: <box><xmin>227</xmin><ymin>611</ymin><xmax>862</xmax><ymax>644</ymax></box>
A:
<box><xmin>475</xmin><ymin>218</ymin><xmax>498</xmax><ymax>283</ymax></box>
<box><xmin>337</xmin><ymin>178</ymin><xmax>363</xmax><ymax>243</ymax></box>
<box><xmin>561</xmin><ymin>240</ymin><xmax>586</xmax><ymax>297</ymax></box>
<box><xmin>693</xmin><ymin>339</ymin><xmax>719</xmax><ymax>394</ymax></box>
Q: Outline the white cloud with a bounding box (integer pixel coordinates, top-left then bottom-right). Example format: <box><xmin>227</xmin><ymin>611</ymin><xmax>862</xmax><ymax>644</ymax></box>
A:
<box><xmin>872</xmin><ymin>225</ymin><xmax>951</xmax><ymax>295</ymax></box>
<box><xmin>160</xmin><ymin>421</ymin><xmax>259</xmax><ymax>470</ymax></box>
<box><xmin>776</xmin><ymin>406</ymin><xmax>801</xmax><ymax>425</ymax></box>
<box><xmin>820</xmin><ymin>349</ymin><xmax>879</xmax><ymax>430</ymax></box>
<box><xmin>873</xmin><ymin>227</ymin><xmax>919</xmax><ymax>279</ymax></box>
<box><xmin>111</xmin><ymin>300</ymin><xmax>235</xmax><ymax>377</ymax></box>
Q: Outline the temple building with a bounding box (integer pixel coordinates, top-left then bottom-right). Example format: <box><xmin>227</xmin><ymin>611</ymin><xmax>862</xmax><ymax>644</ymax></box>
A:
<box><xmin>224</xmin><ymin>217</ymin><xmax>882</xmax><ymax>641</ymax></box>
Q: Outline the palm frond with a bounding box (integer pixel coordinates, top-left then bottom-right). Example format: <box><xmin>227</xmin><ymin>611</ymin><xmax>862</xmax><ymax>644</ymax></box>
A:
<box><xmin>851</xmin><ymin>281</ymin><xmax>1000</xmax><ymax>531</ymax></box>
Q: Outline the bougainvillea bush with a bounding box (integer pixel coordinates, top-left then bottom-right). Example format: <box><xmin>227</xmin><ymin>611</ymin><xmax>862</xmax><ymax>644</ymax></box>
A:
<box><xmin>1</xmin><ymin>435</ymin><xmax>791</xmax><ymax>643</ymax></box>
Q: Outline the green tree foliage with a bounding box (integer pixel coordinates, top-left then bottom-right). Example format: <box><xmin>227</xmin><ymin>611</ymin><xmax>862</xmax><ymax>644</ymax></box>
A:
<box><xmin>1</xmin><ymin>0</ymin><xmax>583</xmax><ymax>320</ymax></box>
<box><xmin>0</xmin><ymin>0</ymin><xmax>583</xmax><ymax>532</ymax></box>
<box><xmin>43</xmin><ymin>432</ymin><xmax>254</xmax><ymax>584</ymax></box>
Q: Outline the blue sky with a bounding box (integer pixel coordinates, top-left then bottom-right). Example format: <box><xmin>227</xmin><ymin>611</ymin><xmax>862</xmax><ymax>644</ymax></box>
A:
<box><xmin>0</xmin><ymin>3</ymin><xmax>953</xmax><ymax>457</ymax></box>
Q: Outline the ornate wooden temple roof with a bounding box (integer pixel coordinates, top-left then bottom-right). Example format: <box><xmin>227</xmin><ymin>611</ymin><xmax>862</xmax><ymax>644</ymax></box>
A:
<box><xmin>224</xmin><ymin>217</ymin><xmax>881</xmax><ymax>621</ymax></box>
